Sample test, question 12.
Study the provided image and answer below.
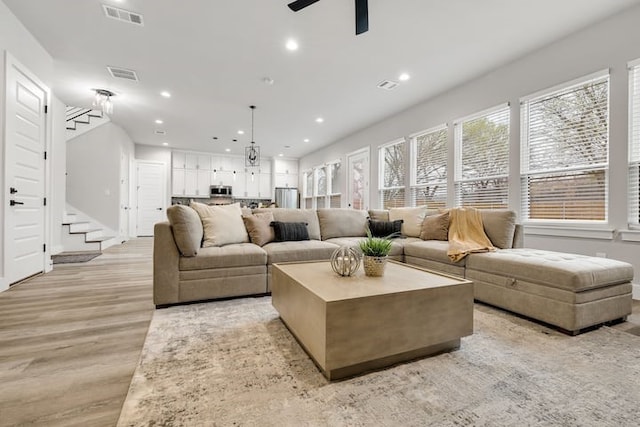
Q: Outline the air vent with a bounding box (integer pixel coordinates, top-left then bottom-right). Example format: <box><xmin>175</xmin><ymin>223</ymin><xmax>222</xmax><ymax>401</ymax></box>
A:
<box><xmin>377</xmin><ymin>80</ymin><xmax>399</xmax><ymax>90</ymax></box>
<box><xmin>155</xmin><ymin>130</ymin><xmax>166</xmax><ymax>135</ymax></box>
<box><xmin>102</xmin><ymin>5</ymin><xmax>144</xmax><ymax>26</ymax></box>
<box><xmin>107</xmin><ymin>66</ymin><xmax>139</xmax><ymax>81</ymax></box>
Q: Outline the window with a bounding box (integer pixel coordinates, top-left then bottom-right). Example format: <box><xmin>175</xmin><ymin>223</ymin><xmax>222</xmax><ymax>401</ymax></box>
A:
<box><xmin>411</xmin><ymin>125</ymin><xmax>447</xmax><ymax>209</ymax></box>
<box><xmin>303</xmin><ymin>170</ymin><xmax>313</xmax><ymax>209</ymax></box>
<box><xmin>521</xmin><ymin>71</ymin><xmax>609</xmax><ymax>222</ymax></box>
<box><xmin>629</xmin><ymin>60</ymin><xmax>640</xmax><ymax>227</ymax></box>
<box><xmin>379</xmin><ymin>139</ymin><xmax>406</xmax><ymax>208</ymax></box>
<box><xmin>328</xmin><ymin>161</ymin><xmax>341</xmax><ymax>208</ymax></box>
<box><xmin>454</xmin><ymin>105</ymin><xmax>510</xmax><ymax>209</ymax></box>
<box><xmin>315</xmin><ymin>166</ymin><xmax>327</xmax><ymax>208</ymax></box>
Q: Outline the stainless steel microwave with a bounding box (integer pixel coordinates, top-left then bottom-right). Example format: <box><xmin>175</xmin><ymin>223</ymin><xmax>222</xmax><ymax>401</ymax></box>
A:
<box><xmin>210</xmin><ymin>185</ymin><xmax>232</xmax><ymax>197</ymax></box>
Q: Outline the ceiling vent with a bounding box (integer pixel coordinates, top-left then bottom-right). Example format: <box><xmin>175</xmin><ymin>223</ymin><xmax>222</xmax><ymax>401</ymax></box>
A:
<box><xmin>155</xmin><ymin>130</ymin><xmax>166</xmax><ymax>135</ymax></box>
<box><xmin>377</xmin><ymin>80</ymin><xmax>399</xmax><ymax>90</ymax></box>
<box><xmin>102</xmin><ymin>5</ymin><xmax>144</xmax><ymax>26</ymax></box>
<box><xmin>107</xmin><ymin>66</ymin><xmax>139</xmax><ymax>81</ymax></box>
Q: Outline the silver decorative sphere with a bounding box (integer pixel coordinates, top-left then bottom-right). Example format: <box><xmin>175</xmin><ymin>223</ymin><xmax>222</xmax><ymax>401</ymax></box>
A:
<box><xmin>330</xmin><ymin>246</ymin><xmax>361</xmax><ymax>277</ymax></box>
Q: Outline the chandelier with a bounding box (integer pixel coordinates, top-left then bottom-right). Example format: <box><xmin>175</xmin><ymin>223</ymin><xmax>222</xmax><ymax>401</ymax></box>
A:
<box><xmin>92</xmin><ymin>88</ymin><xmax>115</xmax><ymax>115</ymax></box>
<box><xmin>245</xmin><ymin>105</ymin><xmax>260</xmax><ymax>167</ymax></box>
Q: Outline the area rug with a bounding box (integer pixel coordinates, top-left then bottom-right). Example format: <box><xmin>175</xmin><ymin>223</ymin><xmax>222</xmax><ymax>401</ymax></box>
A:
<box><xmin>51</xmin><ymin>251</ymin><xmax>101</xmax><ymax>264</ymax></box>
<box><xmin>118</xmin><ymin>297</ymin><xmax>640</xmax><ymax>427</ymax></box>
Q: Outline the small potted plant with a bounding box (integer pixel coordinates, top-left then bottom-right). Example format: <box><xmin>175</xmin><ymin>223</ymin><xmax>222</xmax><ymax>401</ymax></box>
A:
<box><xmin>358</xmin><ymin>230</ymin><xmax>394</xmax><ymax>277</ymax></box>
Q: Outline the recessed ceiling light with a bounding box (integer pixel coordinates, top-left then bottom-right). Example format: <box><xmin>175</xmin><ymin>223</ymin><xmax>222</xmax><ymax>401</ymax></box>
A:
<box><xmin>160</xmin><ymin>91</ymin><xmax>171</xmax><ymax>98</ymax></box>
<box><xmin>162</xmin><ymin>142</ymin><xmax>169</xmax><ymax>146</ymax></box>
<box><xmin>285</xmin><ymin>39</ymin><xmax>299</xmax><ymax>51</ymax></box>
<box><xmin>155</xmin><ymin>119</ymin><xmax>163</xmax><ymax>124</ymax></box>
<box><xmin>237</xmin><ymin>130</ymin><xmax>244</xmax><ymax>135</ymax></box>
<box><xmin>315</xmin><ymin>117</ymin><xmax>324</xmax><ymax>123</ymax></box>
<box><xmin>278</xmin><ymin>153</ymin><xmax>284</xmax><ymax>157</ymax></box>
<box><xmin>399</xmin><ymin>73</ymin><xmax>410</xmax><ymax>81</ymax></box>
<box><xmin>303</xmin><ymin>138</ymin><xmax>310</xmax><ymax>143</ymax></box>
<box><xmin>225</xmin><ymin>148</ymin><xmax>231</xmax><ymax>152</ymax></box>
<box><xmin>262</xmin><ymin>77</ymin><xmax>275</xmax><ymax>85</ymax></box>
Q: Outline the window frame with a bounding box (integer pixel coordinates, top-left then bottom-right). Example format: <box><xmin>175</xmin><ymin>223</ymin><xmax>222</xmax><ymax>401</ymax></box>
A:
<box><xmin>409</xmin><ymin>124</ymin><xmax>448</xmax><ymax>208</ymax></box>
<box><xmin>378</xmin><ymin>138</ymin><xmax>407</xmax><ymax>209</ymax></box>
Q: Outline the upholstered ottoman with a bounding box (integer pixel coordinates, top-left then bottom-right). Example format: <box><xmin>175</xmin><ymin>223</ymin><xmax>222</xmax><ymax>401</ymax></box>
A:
<box><xmin>465</xmin><ymin>249</ymin><xmax>634</xmax><ymax>334</ymax></box>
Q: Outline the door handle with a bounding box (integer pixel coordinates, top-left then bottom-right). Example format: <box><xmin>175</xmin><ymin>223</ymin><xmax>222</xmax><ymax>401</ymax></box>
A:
<box><xmin>10</xmin><ymin>187</ymin><xmax>18</xmax><ymax>194</ymax></box>
<box><xmin>10</xmin><ymin>200</ymin><xmax>24</xmax><ymax>206</ymax></box>
<box><xmin>156</xmin><ymin>208</ymin><xmax>163</xmax><ymax>210</ymax></box>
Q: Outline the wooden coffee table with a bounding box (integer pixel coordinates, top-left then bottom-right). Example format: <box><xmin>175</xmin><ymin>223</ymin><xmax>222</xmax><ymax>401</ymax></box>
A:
<box><xmin>271</xmin><ymin>260</ymin><xmax>473</xmax><ymax>380</ymax></box>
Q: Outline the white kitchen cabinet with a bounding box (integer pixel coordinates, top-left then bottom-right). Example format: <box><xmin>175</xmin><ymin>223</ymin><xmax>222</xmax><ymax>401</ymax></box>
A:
<box><xmin>172</xmin><ymin>168</ymin><xmax>186</xmax><ymax>196</ymax></box>
<box><xmin>197</xmin><ymin>154</ymin><xmax>211</xmax><ymax>170</ymax></box>
<box><xmin>274</xmin><ymin>158</ymin><xmax>299</xmax><ymax>190</ymax></box>
<box><xmin>197</xmin><ymin>169</ymin><xmax>211</xmax><ymax>197</ymax></box>
<box><xmin>259</xmin><ymin>173</ymin><xmax>272</xmax><ymax>199</ymax></box>
<box><xmin>184</xmin><ymin>169</ymin><xmax>198</xmax><ymax>196</ymax></box>
<box><xmin>185</xmin><ymin>154</ymin><xmax>198</xmax><ymax>170</ymax></box>
<box><xmin>172</xmin><ymin>151</ymin><xmax>186</xmax><ymax>169</ymax></box>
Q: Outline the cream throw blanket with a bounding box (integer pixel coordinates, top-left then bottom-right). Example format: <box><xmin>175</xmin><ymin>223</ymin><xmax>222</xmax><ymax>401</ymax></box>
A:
<box><xmin>447</xmin><ymin>207</ymin><xmax>495</xmax><ymax>262</ymax></box>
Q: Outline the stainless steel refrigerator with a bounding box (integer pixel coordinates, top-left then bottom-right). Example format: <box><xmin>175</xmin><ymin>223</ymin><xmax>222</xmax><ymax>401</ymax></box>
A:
<box><xmin>274</xmin><ymin>187</ymin><xmax>299</xmax><ymax>208</ymax></box>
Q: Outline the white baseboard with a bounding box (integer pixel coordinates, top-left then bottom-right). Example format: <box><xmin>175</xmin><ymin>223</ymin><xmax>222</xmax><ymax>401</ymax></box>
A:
<box><xmin>633</xmin><ymin>283</ymin><xmax>640</xmax><ymax>300</ymax></box>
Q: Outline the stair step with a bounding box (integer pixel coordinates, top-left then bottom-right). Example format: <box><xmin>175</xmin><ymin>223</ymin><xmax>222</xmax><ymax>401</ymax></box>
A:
<box><xmin>69</xmin><ymin>228</ymin><xmax>102</xmax><ymax>235</ymax></box>
<box><xmin>87</xmin><ymin>236</ymin><xmax>115</xmax><ymax>243</ymax></box>
<box><xmin>74</xmin><ymin>118</ymin><xmax>90</xmax><ymax>125</ymax></box>
<box><xmin>63</xmin><ymin>220</ymin><xmax>89</xmax><ymax>226</ymax></box>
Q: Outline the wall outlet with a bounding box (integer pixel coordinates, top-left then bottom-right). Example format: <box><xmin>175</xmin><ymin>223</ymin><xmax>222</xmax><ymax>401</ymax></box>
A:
<box><xmin>596</xmin><ymin>252</ymin><xmax>607</xmax><ymax>258</ymax></box>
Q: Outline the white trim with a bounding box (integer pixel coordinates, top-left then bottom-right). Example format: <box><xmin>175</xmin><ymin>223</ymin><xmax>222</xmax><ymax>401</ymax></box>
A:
<box><xmin>408</xmin><ymin>123</ymin><xmax>447</xmax><ymax>139</ymax></box>
<box><xmin>520</xmin><ymin>68</ymin><xmax>610</xmax><ymax>103</ymax></box>
<box><xmin>628</xmin><ymin>58</ymin><xmax>640</xmax><ymax>69</ymax></box>
<box><xmin>619</xmin><ymin>229</ymin><xmax>640</xmax><ymax>242</ymax></box>
<box><xmin>523</xmin><ymin>225</ymin><xmax>614</xmax><ymax>240</ymax></box>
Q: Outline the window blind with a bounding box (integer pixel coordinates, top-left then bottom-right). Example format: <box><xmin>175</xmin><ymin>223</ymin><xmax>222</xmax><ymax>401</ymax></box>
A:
<box><xmin>521</xmin><ymin>73</ymin><xmax>609</xmax><ymax>222</ymax></box>
<box><xmin>316</xmin><ymin>167</ymin><xmax>327</xmax><ymax>196</ymax></box>
<box><xmin>411</xmin><ymin>126</ymin><xmax>447</xmax><ymax>209</ymax></box>
<box><xmin>380</xmin><ymin>140</ymin><xmax>406</xmax><ymax>208</ymax></box>
<box><xmin>454</xmin><ymin>105</ymin><xmax>510</xmax><ymax>209</ymax></box>
<box><xmin>329</xmin><ymin>162</ymin><xmax>341</xmax><ymax>195</ymax></box>
<box><xmin>629</xmin><ymin>61</ymin><xmax>640</xmax><ymax>227</ymax></box>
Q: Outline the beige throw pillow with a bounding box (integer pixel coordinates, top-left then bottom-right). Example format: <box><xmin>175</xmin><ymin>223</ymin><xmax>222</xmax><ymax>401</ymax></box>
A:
<box><xmin>480</xmin><ymin>210</ymin><xmax>517</xmax><ymax>249</ymax></box>
<box><xmin>389</xmin><ymin>206</ymin><xmax>429</xmax><ymax>237</ymax></box>
<box><xmin>190</xmin><ymin>202</ymin><xmax>249</xmax><ymax>247</ymax></box>
<box><xmin>420</xmin><ymin>211</ymin><xmax>450</xmax><ymax>241</ymax></box>
<box><xmin>242</xmin><ymin>212</ymin><xmax>275</xmax><ymax>246</ymax></box>
<box><xmin>166</xmin><ymin>205</ymin><xmax>203</xmax><ymax>256</ymax></box>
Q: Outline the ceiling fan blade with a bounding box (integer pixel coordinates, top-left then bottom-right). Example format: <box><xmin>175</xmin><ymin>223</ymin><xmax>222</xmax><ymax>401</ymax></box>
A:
<box><xmin>288</xmin><ymin>0</ymin><xmax>321</xmax><ymax>12</ymax></box>
<box><xmin>355</xmin><ymin>0</ymin><xmax>369</xmax><ymax>34</ymax></box>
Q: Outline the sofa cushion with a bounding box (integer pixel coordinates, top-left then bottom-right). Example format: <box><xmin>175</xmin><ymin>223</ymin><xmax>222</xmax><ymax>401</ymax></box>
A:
<box><xmin>253</xmin><ymin>208</ymin><xmax>321</xmax><ymax>240</ymax></box>
<box><xmin>179</xmin><ymin>243</ymin><xmax>267</xmax><ymax>271</ymax></box>
<box><xmin>480</xmin><ymin>210</ymin><xmax>517</xmax><ymax>249</ymax></box>
<box><xmin>272</xmin><ymin>221</ymin><xmax>310</xmax><ymax>242</ymax></box>
<box><xmin>420</xmin><ymin>211</ymin><xmax>449</xmax><ymax>241</ymax></box>
<box><xmin>242</xmin><ymin>212</ymin><xmax>275</xmax><ymax>247</ymax></box>
<box><xmin>368</xmin><ymin>209</ymin><xmax>389</xmax><ymax>221</ymax></box>
<box><xmin>403</xmin><ymin>240</ymin><xmax>467</xmax><ymax>267</ymax></box>
<box><xmin>466</xmin><ymin>248</ymin><xmax>634</xmax><ymax>292</ymax></box>
<box><xmin>191</xmin><ymin>202</ymin><xmax>250</xmax><ymax>247</ymax></box>
<box><xmin>317</xmin><ymin>208</ymin><xmax>368</xmax><ymax>240</ymax></box>
<box><xmin>262</xmin><ymin>240</ymin><xmax>339</xmax><ymax>264</ymax></box>
<box><xmin>389</xmin><ymin>206</ymin><xmax>429</xmax><ymax>237</ymax></box>
<box><xmin>166</xmin><ymin>205</ymin><xmax>203</xmax><ymax>257</ymax></box>
<box><xmin>368</xmin><ymin>219</ymin><xmax>403</xmax><ymax>238</ymax></box>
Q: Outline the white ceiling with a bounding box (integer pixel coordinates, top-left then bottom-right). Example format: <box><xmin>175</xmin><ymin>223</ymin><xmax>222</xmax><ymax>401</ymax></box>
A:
<box><xmin>5</xmin><ymin>0</ymin><xmax>640</xmax><ymax>159</ymax></box>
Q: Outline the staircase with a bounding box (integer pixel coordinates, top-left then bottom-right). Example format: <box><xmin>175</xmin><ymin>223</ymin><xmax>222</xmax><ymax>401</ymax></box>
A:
<box><xmin>61</xmin><ymin>211</ymin><xmax>117</xmax><ymax>252</ymax></box>
<box><xmin>66</xmin><ymin>106</ymin><xmax>110</xmax><ymax>140</ymax></box>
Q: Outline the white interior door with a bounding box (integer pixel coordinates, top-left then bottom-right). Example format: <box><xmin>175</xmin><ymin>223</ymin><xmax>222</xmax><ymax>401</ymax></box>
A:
<box><xmin>119</xmin><ymin>148</ymin><xmax>130</xmax><ymax>241</ymax></box>
<box><xmin>4</xmin><ymin>56</ymin><xmax>48</xmax><ymax>284</ymax></box>
<box><xmin>136</xmin><ymin>161</ymin><xmax>166</xmax><ymax>236</ymax></box>
<box><xmin>346</xmin><ymin>148</ymin><xmax>369</xmax><ymax>210</ymax></box>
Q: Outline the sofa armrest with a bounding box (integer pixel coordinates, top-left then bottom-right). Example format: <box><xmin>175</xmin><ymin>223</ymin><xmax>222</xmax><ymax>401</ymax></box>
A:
<box><xmin>153</xmin><ymin>222</ymin><xmax>180</xmax><ymax>306</ymax></box>
<box><xmin>512</xmin><ymin>224</ymin><xmax>524</xmax><ymax>248</ymax></box>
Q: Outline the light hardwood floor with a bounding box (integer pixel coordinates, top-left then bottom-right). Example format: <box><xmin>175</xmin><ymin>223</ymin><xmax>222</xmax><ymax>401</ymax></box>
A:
<box><xmin>0</xmin><ymin>238</ymin><xmax>154</xmax><ymax>427</ymax></box>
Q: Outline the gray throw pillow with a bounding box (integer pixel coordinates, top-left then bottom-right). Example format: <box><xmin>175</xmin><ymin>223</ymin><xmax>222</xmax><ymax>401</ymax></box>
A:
<box><xmin>166</xmin><ymin>205</ymin><xmax>203</xmax><ymax>257</ymax></box>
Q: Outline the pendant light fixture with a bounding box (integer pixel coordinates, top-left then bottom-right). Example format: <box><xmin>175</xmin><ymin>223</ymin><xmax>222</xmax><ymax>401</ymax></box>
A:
<box><xmin>245</xmin><ymin>105</ymin><xmax>260</xmax><ymax>167</ymax></box>
<box><xmin>92</xmin><ymin>88</ymin><xmax>115</xmax><ymax>115</ymax></box>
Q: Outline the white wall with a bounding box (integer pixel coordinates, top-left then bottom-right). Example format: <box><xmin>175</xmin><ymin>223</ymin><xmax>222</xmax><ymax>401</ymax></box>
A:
<box><xmin>66</xmin><ymin>122</ymin><xmax>134</xmax><ymax>234</ymax></box>
<box><xmin>300</xmin><ymin>4</ymin><xmax>640</xmax><ymax>294</ymax></box>
<box><xmin>0</xmin><ymin>1</ymin><xmax>54</xmax><ymax>290</ymax></box>
<box><xmin>50</xmin><ymin>95</ymin><xmax>66</xmax><ymax>255</ymax></box>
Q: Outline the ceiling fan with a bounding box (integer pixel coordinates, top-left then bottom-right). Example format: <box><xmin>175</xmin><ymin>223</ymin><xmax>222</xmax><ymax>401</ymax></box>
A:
<box><xmin>287</xmin><ymin>0</ymin><xmax>369</xmax><ymax>35</ymax></box>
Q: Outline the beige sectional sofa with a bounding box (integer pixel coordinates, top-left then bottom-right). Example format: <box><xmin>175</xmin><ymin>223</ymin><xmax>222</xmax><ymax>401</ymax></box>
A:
<box><xmin>153</xmin><ymin>205</ymin><xmax>633</xmax><ymax>334</ymax></box>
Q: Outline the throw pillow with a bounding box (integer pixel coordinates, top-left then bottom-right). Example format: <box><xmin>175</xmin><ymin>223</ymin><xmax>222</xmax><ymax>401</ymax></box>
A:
<box><xmin>271</xmin><ymin>221</ymin><xmax>310</xmax><ymax>242</ymax></box>
<box><xmin>317</xmin><ymin>208</ymin><xmax>368</xmax><ymax>240</ymax></box>
<box><xmin>480</xmin><ymin>210</ymin><xmax>517</xmax><ymax>249</ymax></box>
<box><xmin>388</xmin><ymin>206</ymin><xmax>429</xmax><ymax>237</ymax></box>
<box><xmin>420</xmin><ymin>211</ymin><xmax>450</xmax><ymax>241</ymax></box>
<box><xmin>190</xmin><ymin>202</ymin><xmax>249</xmax><ymax>247</ymax></box>
<box><xmin>166</xmin><ymin>204</ymin><xmax>203</xmax><ymax>256</ymax></box>
<box><xmin>368</xmin><ymin>219</ymin><xmax>403</xmax><ymax>238</ymax></box>
<box><xmin>242</xmin><ymin>212</ymin><xmax>275</xmax><ymax>247</ymax></box>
